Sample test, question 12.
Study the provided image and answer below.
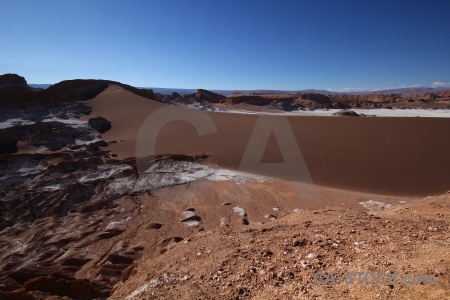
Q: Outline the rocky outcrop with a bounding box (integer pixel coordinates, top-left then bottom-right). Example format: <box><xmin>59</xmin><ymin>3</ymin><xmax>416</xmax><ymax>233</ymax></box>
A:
<box><xmin>267</xmin><ymin>99</ymin><xmax>299</xmax><ymax>111</ymax></box>
<box><xmin>23</xmin><ymin>275</ymin><xmax>101</xmax><ymax>299</ymax></box>
<box><xmin>168</xmin><ymin>89</ymin><xmax>450</xmax><ymax>110</ymax></box>
<box><xmin>218</xmin><ymin>90</ymin><xmax>450</xmax><ymax>110</ymax></box>
<box><xmin>154</xmin><ymin>92</ymin><xmax>168</xmax><ymax>102</ymax></box>
<box><xmin>224</xmin><ymin>95</ymin><xmax>273</xmax><ymax>106</ymax></box>
<box><xmin>0</xmin><ymin>74</ymin><xmax>30</xmax><ymax>91</ymax></box>
<box><xmin>89</xmin><ymin>116</ymin><xmax>112</xmax><ymax>133</ymax></box>
<box><xmin>196</xmin><ymin>89</ymin><xmax>225</xmax><ymax>103</ymax></box>
<box><xmin>0</xmin><ymin>147</ymin><xmax>213</xmax><ymax>298</ymax></box>
<box><xmin>0</xmin><ymin>74</ymin><xmax>27</xmax><ymax>85</ymax></box>
<box><xmin>0</xmin><ymin>101</ymin><xmax>97</xmax><ymax>154</ymax></box>
<box><xmin>0</xmin><ymin>131</ymin><xmax>18</xmax><ymax>154</ymax></box>
<box><xmin>0</xmin><ymin>74</ymin><xmax>156</xmax><ymax>105</ymax></box>
<box><xmin>297</xmin><ymin>92</ymin><xmax>331</xmax><ymax>104</ymax></box>
<box><xmin>0</xmin><ymin>101</ymin><xmax>91</xmax><ymax>123</ymax></box>
<box><xmin>170</xmin><ymin>89</ymin><xmax>226</xmax><ymax>104</ymax></box>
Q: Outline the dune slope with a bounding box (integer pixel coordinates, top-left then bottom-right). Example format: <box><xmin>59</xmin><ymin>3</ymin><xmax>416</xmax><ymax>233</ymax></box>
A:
<box><xmin>87</xmin><ymin>85</ymin><xmax>450</xmax><ymax>196</ymax></box>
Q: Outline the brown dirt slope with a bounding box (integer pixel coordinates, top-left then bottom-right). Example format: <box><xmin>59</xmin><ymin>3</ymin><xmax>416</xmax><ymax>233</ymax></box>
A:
<box><xmin>111</xmin><ymin>194</ymin><xmax>450</xmax><ymax>300</ymax></box>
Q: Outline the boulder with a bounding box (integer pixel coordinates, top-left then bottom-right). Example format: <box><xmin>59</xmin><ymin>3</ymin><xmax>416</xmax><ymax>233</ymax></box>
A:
<box><xmin>89</xmin><ymin>116</ymin><xmax>111</xmax><ymax>133</ymax></box>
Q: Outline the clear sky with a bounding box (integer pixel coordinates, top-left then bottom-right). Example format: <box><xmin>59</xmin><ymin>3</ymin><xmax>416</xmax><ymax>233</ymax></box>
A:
<box><xmin>1</xmin><ymin>0</ymin><xmax>450</xmax><ymax>91</ymax></box>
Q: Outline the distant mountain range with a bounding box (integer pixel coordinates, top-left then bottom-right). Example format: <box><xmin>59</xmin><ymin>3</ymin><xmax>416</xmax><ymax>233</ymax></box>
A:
<box><xmin>147</xmin><ymin>88</ymin><xmax>336</xmax><ymax>96</ymax></box>
<box><xmin>148</xmin><ymin>87</ymin><xmax>450</xmax><ymax>96</ymax></box>
<box><xmin>28</xmin><ymin>84</ymin><xmax>53</xmax><ymax>89</ymax></box>
<box><xmin>28</xmin><ymin>84</ymin><xmax>449</xmax><ymax>96</ymax></box>
<box><xmin>346</xmin><ymin>87</ymin><xmax>450</xmax><ymax>95</ymax></box>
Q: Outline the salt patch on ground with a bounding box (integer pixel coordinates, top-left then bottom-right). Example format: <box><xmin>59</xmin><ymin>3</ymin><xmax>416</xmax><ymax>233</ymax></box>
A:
<box><xmin>106</xmin><ymin>217</ymin><xmax>131</xmax><ymax>230</ymax></box>
<box><xmin>232</xmin><ymin>206</ymin><xmax>246</xmax><ymax>216</ymax></box>
<box><xmin>0</xmin><ymin>118</ymin><xmax>35</xmax><ymax>129</ymax></box>
<box><xmin>208</xmin><ymin>169</ymin><xmax>270</xmax><ymax>183</ymax></box>
<box><xmin>75</xmin><ymin>136</ymin><xmax>103</xmax><ymax>146</ymax></box>
<box><xmin>111</xmin><ymin>160</ymin><xmax>272</xmax><ymax>193</ymax></box>
<box><xmin>125</xmin><ymin>274</ymin><xmax>189</xmax><ymax>300</ymax></box>
<box><xmin>42</xmin><ymin>118</ymin><xmax>88</xmax><ymax>125</ymax></box>
<box><xmin>79</xmin><ymin>165</ymin><xmax>132</xmax><ymax>183</ymax></box>
<box><xmin>177</xmin><ymin>101</ymin><xmax>450</xmax><ymax>118</ymax></box>
<box><xmin>358</xmin><ymin>200</ymin><xmax>393</xmax><ymax>211</ymax></box>
<box><xmin>219</xmin><ymin>108</ymin><xmax>450</xmax><ymax>118</ymax></box>
<box><xmin>41</xmin><ymin>184</ymin><xmax>63</xmax><ymax>192</ymax></box>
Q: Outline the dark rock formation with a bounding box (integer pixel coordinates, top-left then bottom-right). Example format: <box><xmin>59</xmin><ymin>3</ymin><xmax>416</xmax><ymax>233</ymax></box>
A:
<box><xmin>155</xmin><ymin>84</ymin><xmax>450</xmax><ymax>110</ymax></box>
<box><xmin>0</xmin><ymin>101</ymin><xmax>95</xmax><ymax>154</ymax></box>
<box><xmin>154</xmin><ymin>93</ymin><xmax>168</xmax><ymax>102</ymax></box>
<box><xmin>267</xmin><ymin>99</ymin><xmax>298</xmax><ymax>111</ymax></box>
<box><xmin>0</xmin><ymin>131</ymin><xmax>18</xmax><ymax>154</ymax></box>
<box><xmin>89</xmin><ymin>116</ymin><xmax>111</xmax><ymax>133</ymax></box>
<box><xmin>225</xmin><ymin>95</ymin><xmax>273</xmax><ymax>106</ymax></box>
<box><xmin>205</xmin><ymin>90</ymin><xmax>450</xmax><ymax>110</ymax></box>
<box><xmin>0</xmin><ymin>74</ymin><xmax>27</xmax><ymax>85</ymax></box>
<box><xmin>297</xmin><ymin>92</ymin><xmax>331</xmax><ymax>104</ymax></box>
<box><xmin>0</xmin><ymin>74</ymin><xmax>30</xmax><ymax>91</ymax></box>
<box><xmin>332</xmin><ymin>110</ymin><xmax>362</xmax><ymax>117</ymax></box>
<box><xmin>1</xmin><ymin>121</ymin><xmax>96</xmax><ymax>153</ymax></box>
<box><xmin>169</xmin><ymin>89</ymin><xmax>226</xmax><ymax>104</ymax></box>
<box><xmin>0</xmin><ymin>147</ymin><xmax>210</xmax><ymax>298</ymax></box>
<box><xmin>23</xmin><ymin>275</ymin><xmax>102</xmax><ymax>299</ymax></box>
<box><xmin>0</xmin><ymin>74</ymin><xmax>156</xmax><ymax>105</ymax></box>
<box><xmin>0</xmin><ymin>102</ymin><xmax>91</xmax><ymax>123</ymax></box>
<box><xmin>196</xmin><ymin>89</ymin><xmax>225</xmax><ymax>103</ymax></box>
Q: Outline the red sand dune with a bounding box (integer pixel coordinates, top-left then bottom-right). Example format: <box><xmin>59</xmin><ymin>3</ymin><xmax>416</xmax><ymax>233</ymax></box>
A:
<box><xmin>87</xmin><ymin>85</ymin><xmax>450</xmax><ymax>196</ymax></box>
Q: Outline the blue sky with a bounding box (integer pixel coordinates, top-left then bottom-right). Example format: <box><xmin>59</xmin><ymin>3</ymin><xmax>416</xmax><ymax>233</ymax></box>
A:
<box><xmin>1</xmin><ymin>0</ymin><xmax>450</xmax><ymax>91</ymax></box>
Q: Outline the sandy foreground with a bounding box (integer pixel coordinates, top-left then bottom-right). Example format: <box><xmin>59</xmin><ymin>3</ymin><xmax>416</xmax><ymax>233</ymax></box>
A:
<box><xmin>110</xmin><ymin>193</ymin><xmax>450</xmax><ymax>300</ymax></box>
